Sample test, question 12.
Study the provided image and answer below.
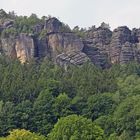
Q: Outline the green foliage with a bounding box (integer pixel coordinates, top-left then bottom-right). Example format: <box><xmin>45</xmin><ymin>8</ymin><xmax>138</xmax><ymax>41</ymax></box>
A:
<box><xmin>47</xmin><ymin>115</ymin><xmax>104</xmax><ymax>140</ymax></box>
<box><xmin>14</xmin><ymin>15</ymin><xmax>39</xmax><ymax>34</ymax></box>
<box><xmin>0</xmin><ymin>9</ymin><xmax>8</xmax><ymax>19</ymax></box>
<box><xmin>1</xmin><ymin>27</ymin><xmax>17</xmax><ymax>38</ymax></box>
<box><xmin>1</xmin><ymin>129</ymin><xmax>46</xmax><ymax>140</ymax></box>
<box><xmin>0</xmin><ymin>9</ymin><xmax>42</xmax><ymax>37</ymax></box>
<box><xmin>73</xmin><ymin>26</ymin><xmax>87</xmax><ymax>38</ymax></box>
<box><xmin>39</xmin><ymin>29</ymin><xmax>48</xmax><ymax>39</ymax></box>
<box><xmin>0</xmin><ymin>56</ymin><xmax>139</xmax><ymax>139</ymax></box>
<box><xmin>60</xmin><ymin>23</ymin><xmax>71</xmax><ymax>32</ymax></box>
<box><xmin>53</xmin><ymin>93</ymin><xmax>73</xmax><ymax>117</ymax></box>
<box><xmin>87</xmin><ymin>93</ymin><xmax>117</xmax><ymax>120</ymax></box>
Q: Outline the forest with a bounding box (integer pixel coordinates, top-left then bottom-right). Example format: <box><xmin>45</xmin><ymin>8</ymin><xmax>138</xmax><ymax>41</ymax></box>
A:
<box><xmin>0</xmin><ymin>56</ymin><xmax>139</xmax><ymax>139</ymax></box>
<box><xmin>0</xmin><ymin>9</ymin><xmax>140</xmax><ymax>140</ymax></box>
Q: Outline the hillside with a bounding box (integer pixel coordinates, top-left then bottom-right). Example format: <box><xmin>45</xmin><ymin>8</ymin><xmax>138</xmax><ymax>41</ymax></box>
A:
<box><xmin>1</xmin><ymin>9</ymin><xmax>140</xmax><ymax>140</ymax></box>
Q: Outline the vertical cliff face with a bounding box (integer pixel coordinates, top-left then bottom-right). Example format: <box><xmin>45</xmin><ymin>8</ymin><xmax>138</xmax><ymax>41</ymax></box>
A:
<box><xmin>82</xmin><ymin>25</ymin><xmax>140</xmax><ymax>67</ymax></box>
<box><xmin>108</xmin><ymin>27</ymin><xmax>140</xmax><ymax>65</ymax></box>
<box><xmin>109</xmin><ymin>26</ymin><xmax>132</xmax><ymax>63</ymax></box>
<box><xmin>0</xmin><ymin>37</ymin><xmax>17</xmax><ymax>59</ymax></box>
<box><xmin>44</xmin><ymin>17</ymin><xmax>63</xmax><ymax>33</ymax></box>
<box><xmin>83</xmin><ymin>40</ymin><xmax>109</xmax><ymax>68</ymax></box>
<box><xmin>47</xmin><ymin>33</ymin><xmax>84</xmax><ymax>61</ymax></box>
<box><xmin>83</xmin><ymin>27</ymin><xmax>112</xmax><ymax>68</ymax></box>
<box><xmin>136</xmin><ymin>43</ymin><xmax>140</xmax><ymax>63</ymax></box>
<box><xmin>0</xmin><ymin>17</ymin><xmax>88</xmax><ymax>66</ymax></box>
<box><xmin>1</xmin><ymin>17</ymin><xmax>140</xmax><ymax>67</ymax></box>
<box><xmin>15</xmin><ymin>34</ymin><xmax>36</xmax><ymax>63</ymax></box>
<box><xmin>0</xmin><ymin>34</ymin><xmax>37</xmax><ymax>63</ymax></box>
<box><xmin>36</xmin><ymin>18</ymin><xmax>89</xmax><ymax>65</ymax></box>
<box><xmin>119</xmin><ymin>42</ymin><xmax>135</xmax><ymax>64</ymax></box>
<box><xmin>86</xmin><ymin>27</ymin><xmax>112</xmax><ymax>47</ymax></box>
<box><xmin>37</xmin><ymin>38</ymin><xmax>50</xmax><ymax>58</ymax></box>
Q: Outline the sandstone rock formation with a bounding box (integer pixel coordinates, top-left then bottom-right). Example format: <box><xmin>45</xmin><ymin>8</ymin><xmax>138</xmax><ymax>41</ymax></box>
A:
<box><xmin>47</xmin><ymin>33</ymin><xmax>84</xmax><ymax>60</ymax></box>
<box><xmin>0</xmin><ymin>34</ymin><xmax>36</xmax><ymax>63</ymax></box>
<box><xmin>0</xmin><ymin>37</ymin><xmax>17</xmax><ymax>59</ymax></box>
<box><xmin>1</xmin><ymin>16</ymin><xmax>140</xmax><ymax>68</ymax></box>
<box><xmin>83</xmin><ymin>27</ymin><xmax>112</xmax><ymax>67</ymax></box>
<box><xmin>119</xmin><ymin>42</ymin><xmax>135</xmax><ymax>64</ymax></box>
<box><xmin>83</xmin><ymin>40</ymin><xmax>109</xmax><ymax>68</ymax></box>
<box><xmin>56</xmin><ymin>51</ymin><xmax>89</xmax><ymax>70</ymax></box>
<box><xmin>15</xmin><ymin>34</ymin><xmax>36</xmax><ymax>63</ymax></box>
<box><xmin>0</xmin><ymin>18</ymin><xmax>88</xmax><ymax>66</ymax></box>
<box><xmin>110</xmin><ymin>26</ymin><xmax>132</xmax><ymax>63</ymax></box>
<box><xmin>44</xmin><ymin>17</ymin><xmax>62</xmax><ymax>33</ymax></box>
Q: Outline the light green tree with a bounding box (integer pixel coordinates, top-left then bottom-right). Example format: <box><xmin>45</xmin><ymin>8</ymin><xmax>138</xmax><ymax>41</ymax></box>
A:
<box><xmin>1</xmin><ymin>129</ymin><xmax>46</xmax><ymax>140</ymax></box>
<box><xmin>47</xmin><ymin>114</ymin><xmax>104</xmax><ymax>140</ymax></box>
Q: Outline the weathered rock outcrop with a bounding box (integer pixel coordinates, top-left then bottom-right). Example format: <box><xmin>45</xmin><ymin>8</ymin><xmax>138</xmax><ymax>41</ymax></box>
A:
<box><xmin>86</xmin><ymin>27</ymin><xmax>112</xmax><ymax>47</ymax></box>
<box><xmin>2</xmin><ymin>17</ymin><xmax>140</xmax><ymax>68</ymax></box>
<box><xmin>37</xmin><ymin>38</ymin><xmax>50</xmax><ymax>58</ymax></box>
<box><xmin>0</xmin><ymin>37</ymin><xmax>17</xmax><ymax>58</ymax></box>
<box><xmin>83</xmin><ymin>40</ymin><xmax>109</xmax><ymax>68</ymax></box>
<box><xmin>110</xmin><ymin>26</ymin><xmax>132</xmax><ymax>63</ymax></box>
<box><xmin>135</xmin><ymin>42</ymin><xmax>140</xmax><ymax>63</ymax></box>
<box><xmin>83</xmin><ymin>27</ymin><xmax>112</xmax><ymax>67</ymax></box>
<box><xmin>36</xmin><ymin>31</ymin><xmax>88</xmax><ymax>66</ymax></box>
<box><xmin>44</xmin><ymin>17</ymin><xmax>62</xmax><ymax>33</ymax></box>
<box><xmin>0</xmin><ymin>34</ymin><xmax>37</xmax><ymax>63</ymax></box>
<box><xmin>15</xmin><ymin>34</ymin><xmax>36</xmax><ymax>63</ymax></box>
<box><xmin>119</xmin><ymin>42</ymin><xmax>135</xmax><ymax>64</ymax></box>
<box><xmin>47</xmin><ymin>33</ymin><xmax>84</xmax><ymax>60</ymax></box>
<box><xmin>33</xmin><ymin>18</ymin><xmax>88</xmax><ymax>66</ymax></box>
<box><xmin>82</xmin><ymin>26</ymin><xmax>140</xmax><ymax>67</ymax></box>
<box><xmin>56</xmin><ymin>51</ymin><xmax>89</xmax><ymax>69</ymax></box>
<box><xmin>0</xmin><ymin>18</ymin><xmax>88</xmax><ymax>66</ymax></box>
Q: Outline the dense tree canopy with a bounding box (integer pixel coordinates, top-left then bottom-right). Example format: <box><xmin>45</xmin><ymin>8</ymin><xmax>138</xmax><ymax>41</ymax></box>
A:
<box><xmin>0</xmin><ymin>56</ymin><xmax>139</xmax><ymax>139</ymax></box>
<box><xmin>47</xmin><ymin>115</ymin><xmax>104</xmax><ymax>140</ymax></box>
<box><xmin>0</xmin><ymin>129</ymin><xmax>46</xmax><ymax>140</ymax></box>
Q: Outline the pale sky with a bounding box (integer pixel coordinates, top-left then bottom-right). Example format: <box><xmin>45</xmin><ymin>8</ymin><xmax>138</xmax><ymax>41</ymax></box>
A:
<box><xmin>1</xmin><ymin>0</ymin><xmax>140</xmax><ymax>30</ymax></box>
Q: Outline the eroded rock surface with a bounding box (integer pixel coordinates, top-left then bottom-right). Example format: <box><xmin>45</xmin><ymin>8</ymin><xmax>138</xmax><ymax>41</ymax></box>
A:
<box><xmin>0</xmin><ymin>37</ymin><xmax>17</xmax><ymax>58</ymax></box>
<box><xmin>47</xmin><ymin>33</ymin><xmax>84</xmax><ymax>60</ymax></box>
<box><xmin>1</xmin><ymin>17</ymin><xmax>140</xmax><ymax>67</ymax></box>
<box><xmin>110</xmin><ymin>26</ymin><xmax>132</xmax><ymax>63</ymax></box>
<box><xmin>56</xmin><ymin>51</ymin><xmax>89</xmax><ymax>68</ymax></box>
<box><xmin>15</xmin><ymin>34</ymin><xmax>36</xmax><ymax>63</ymax></box>
<box><xmin>44</xmin><ymin>17</ymin><xmax>62</xmax><ymax>33</ymax></box>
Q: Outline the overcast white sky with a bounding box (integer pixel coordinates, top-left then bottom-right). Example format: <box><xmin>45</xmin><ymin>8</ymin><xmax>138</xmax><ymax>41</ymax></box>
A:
<box><xmin>1</xmin><ymin>0</ymin><xmax>140</xmax><ymax>30</ymax></box>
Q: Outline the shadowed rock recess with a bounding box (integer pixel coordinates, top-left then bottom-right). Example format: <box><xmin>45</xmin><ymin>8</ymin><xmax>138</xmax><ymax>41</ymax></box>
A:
<box><xmin>1</xmin><ymin>16</ymin><xmax>140</xmax><ymax>68</ymax></box>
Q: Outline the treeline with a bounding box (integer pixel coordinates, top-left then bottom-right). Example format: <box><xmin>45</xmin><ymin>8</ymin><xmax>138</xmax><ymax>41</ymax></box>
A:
<box><xmin>0</xmin><ymin>56</ymin><xmax>140</xmax><ymax>139</ymax></box>
<box><xmin>0</xmin><ymin>9</ymin><xmax>109</xmax><ymax>40</ymax></box>
<box><xmin>0</xmin><ymin>9</ymin><xmax>71</xmax><ymax>39</ymax></box>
